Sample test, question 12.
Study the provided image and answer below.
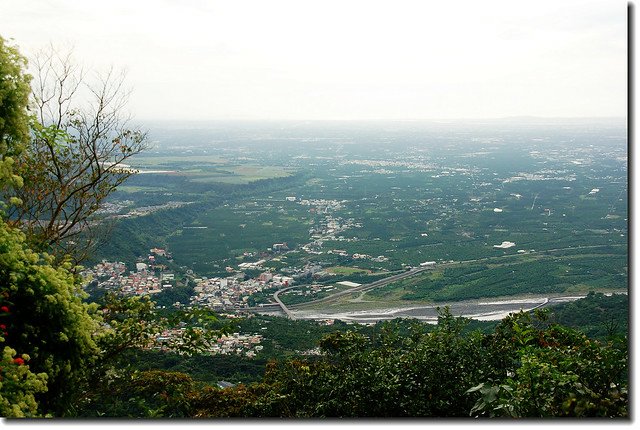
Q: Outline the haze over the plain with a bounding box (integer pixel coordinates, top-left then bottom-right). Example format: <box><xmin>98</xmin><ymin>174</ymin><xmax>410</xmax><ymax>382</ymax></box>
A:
<box><xmin>0</xmin><ymin>0</ymin><xmax>627</xmax><ymax>121</ymax></box>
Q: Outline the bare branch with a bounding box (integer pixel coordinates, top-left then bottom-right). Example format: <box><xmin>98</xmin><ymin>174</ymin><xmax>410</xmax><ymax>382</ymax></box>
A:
<box><xmin>4</xmin><ymin>46</ymin><xmax>148</xmax><ymax>263</ymax></box>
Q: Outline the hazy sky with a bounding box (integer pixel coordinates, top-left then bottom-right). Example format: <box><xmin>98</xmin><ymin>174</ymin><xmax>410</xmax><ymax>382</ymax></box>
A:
<box><xmin>0</xmin><ymin>0</ymin><xmax>628</xmax><ymax>121</ymax></box>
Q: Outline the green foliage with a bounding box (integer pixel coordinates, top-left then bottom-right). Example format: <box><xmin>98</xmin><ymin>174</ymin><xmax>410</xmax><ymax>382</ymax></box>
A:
<box><xmin>188</xmin><ymin>382</ymin><xmax>279</xmax><ymax>418</ymax></box>
<box><xmin>119</xmin><ymin>349</ymin><xmax>269</xmax><ymax>386</ymax></box>
<box><xmin>85</xmin><ymin>370</ymin><xmax>196</xmax><ymax>418</ymax></box>
<box><xmin>0</xmin><ymin>36</ymin><xmax>31</xmax><ymax>159</ymax></box>
<box><xmin>467</xmin><ymin>313</ymin><xmax>628</xmax><ymax>417</ymax></box>
<box><xmin>225</xmin><ymin>309</ymin><xmax>507</xmax><ymax>417</ymax></box>
<box><xmin>194</xmin><ymin>310</ymin><xmax>628</xmax><ymax>418</ymax></box>
<box><xmin>76</xmin><ymin>297</ymin><xmax>229</xmax><ymax>416</ymax></box>
<box><xmin>95</xmin><ymin>294</ymin><xmax>161</xmax><ymax>363</ymax></box>
<box><xmin>97</xmin><ymin>293</ymin><xmax>226</xmax><ymax>358</ymax></box>
<box><xmin>235</xmin><ymin>314</ymin><xmax>353</xmax><ymax>355</ymax></box>
<box><xmin>69</xmin><ymin>308</ymin><xmax>628</xmax><ymax>418</ymax></box>
<box><xmin>0</xmin><ymin>36</ymin><xmax>30</xmax><ymax>206</ymax></box>
<box><xmin>0</xmin><ymin>346</ymin><xmax>48</xmax><ymax>417</ymax></box>
<box><xmin>151</xmin><ymin>284</ymin><xmax>194</xmax><ymax>308</ymax></box>
<box><xmin>0</xmin><ymin>222</ymin><xmax>225</xmax><ymax>417</ymax></box>
<box><xmin>0</xmin><ymin>222</ymin><xmax>101</xmax><ymax>416</ymax></box>
<box><xmin>546</xmin><ymin>292</ymin><xmax>628</xmax><ymax>340</ymax></box>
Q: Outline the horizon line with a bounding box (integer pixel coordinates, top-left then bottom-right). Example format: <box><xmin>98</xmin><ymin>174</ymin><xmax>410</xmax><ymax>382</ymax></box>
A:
<box><xmin>134</xmin><ymin>115</ymin><xmax>627</xmax><ymax>123</ymax></box>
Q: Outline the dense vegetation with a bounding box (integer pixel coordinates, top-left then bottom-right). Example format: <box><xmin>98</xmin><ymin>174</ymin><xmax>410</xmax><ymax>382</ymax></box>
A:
<box><xmin>547</xmin><ymin>292</ymin><xmax>628</xmax><ymax>340</ymax></box>
<box><xmin>71</xmin><ymin>292</ymin><xmax>628</xmax><ymax>418</ymax></box>
<box><xmin>369</xmin><ymin>253</ymin><xmax>627</xmax><ymax>302</ymax></box>
<box><xmin>76</xmin><ymin>307</ymin><xmax>628</xmax><ymax>418</ymax></box>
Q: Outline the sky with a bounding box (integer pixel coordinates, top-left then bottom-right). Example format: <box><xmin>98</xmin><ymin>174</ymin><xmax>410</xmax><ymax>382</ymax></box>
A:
<box><xmin>0</xmin><ymin>0</ymin><xmax>628</xmax><ymax>121</ymax></box>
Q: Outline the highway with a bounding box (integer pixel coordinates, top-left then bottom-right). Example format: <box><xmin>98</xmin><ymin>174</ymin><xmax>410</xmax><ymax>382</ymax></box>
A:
<box><xmin>273</xmin><ymin>285</ymin><xmax>298</xmax><ymax>319</ymax></box>
<box><xmin>291</xmin><ymin>266</ymin><xmax>435</xmax><ymax>308</ymax></box>
<box><xmin>269</xmin><ymin>266</ymin><xmax>435</xmax><ymax>319</ymax></box>
<box><xmin>268</xmin><ymin>243</ymin><xmax>625</xmax><ymax>320</ymax></box>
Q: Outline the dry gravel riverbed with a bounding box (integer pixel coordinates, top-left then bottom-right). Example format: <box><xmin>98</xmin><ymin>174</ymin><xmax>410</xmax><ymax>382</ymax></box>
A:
<box><xmin>285</xmin><ymin>295</ymin><xmax>593</xmax><ymax>324</ymax></box>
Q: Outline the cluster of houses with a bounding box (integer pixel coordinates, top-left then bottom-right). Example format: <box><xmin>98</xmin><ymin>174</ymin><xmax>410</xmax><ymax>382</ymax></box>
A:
<box><xmin>325</xmin><ymin>249</ymin><xmax>388</xmax><ymax>263</ymax></box>
<box><xmin>90</xmin><ymin>260</ymin><xmax>127</xmax><ymax>278</ymax></box>
<box><xmin>120</xmin><ymin>268</ymin><xmax>165</xmax><ymax>296</ymax></box>
<box><xmin>83</xmin><ymin>260</ymin><xmax>165</xmax><ymax>295</ymax></box>
<box><xmin>191</xmin><ymin>273</ymin><xmax>294</xmax><ymax>309</ymax></box>
<box><xmin>83</xmin><ymin>248</ymin><xmax>176</xmax><ymax>297</ymax></box>
<box><xmin>153</xmin><ymin>328</ymin><xmax>264</xmax><ymax>357</ymax></box>
<box><xmin>211</xmin><ymin>333</ymin><xmax>264</xmax><ymax>357</ymax></box>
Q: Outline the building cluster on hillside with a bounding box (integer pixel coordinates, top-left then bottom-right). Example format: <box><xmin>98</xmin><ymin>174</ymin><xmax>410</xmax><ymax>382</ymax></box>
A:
<box><xmin>92</xmin><ymin>260</ymin><xmax>127</xmax><ymax>278</ymax></box>
<box><xmin>147</xmin><ymin>248</ymin><xmax>173</xmax><ymax>271</ymax></box>
<box><xmin>191</xmin><ymin>273</ymin><xmax>294</xmax><ymax>309</ymax></box>
<box><xmin>82</xmin><ymin>260</ymin><xmax>128</xmax><ymax>291</ymax></box>
<box><xmin>83</xmin><ymin>250</ymin><xmax>175</xmax><ymax>296</ymax></box>
<box><xmin>212</xmin><ymin>333</ymin><xmax>264</xmax><ymax>357</ymax></box>
<box><xmin>85</xmin><ymin>243</ymin><xmax>303</xmax><ymax>310</ymax></box>
<box><xmin>153</xmin><ymin>329</ymin><xmax>264</xmax><ymax>357</ymax></box>
<box><xmin>120</xmin><ymin>270</ymin><xmax>164</xmax><ymax>296</ymax></box>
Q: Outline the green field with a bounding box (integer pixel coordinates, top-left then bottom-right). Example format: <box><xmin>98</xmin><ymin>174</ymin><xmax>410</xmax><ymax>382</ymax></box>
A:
<box><xmin>362</xmin><ymin>251</ymin><xmax>626</xmax><ymax>303</ymax></box>
<box><xmin>187</xmin><ymin>165</ymin><xmax>293</xmax><ymax>184</ymax></box>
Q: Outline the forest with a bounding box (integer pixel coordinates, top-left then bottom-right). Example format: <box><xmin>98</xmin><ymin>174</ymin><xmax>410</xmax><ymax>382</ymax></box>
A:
<box><xmin>78</xmin><ymin>296</ymin><xmax>629</xmax><ymax>418</ymax></box>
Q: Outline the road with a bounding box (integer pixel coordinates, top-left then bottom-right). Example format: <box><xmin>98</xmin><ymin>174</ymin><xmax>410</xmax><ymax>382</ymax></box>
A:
<box><xmin>272</xmin><ymin>285</ymin><xmax>297</xmax><ymax>319</ymax></box>
<box><xmin>269</xmin><ymin>243</ymin><xmax>625</xmax><ymax>320</ymax></box>
<box><xmin>292</xmin><ymin>266</ymin><xmax>434</xmax><ymax>308</ymax></box>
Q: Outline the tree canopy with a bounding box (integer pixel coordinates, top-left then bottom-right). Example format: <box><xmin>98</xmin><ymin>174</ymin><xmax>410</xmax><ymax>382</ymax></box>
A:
<box><xmin>0</xmin><ymin>36</ymin><xmax>30</xmax><ymax>203</ymax></box>
<box><xmin>2</xmin><ymin>45</ymin><xmax>147</xmax><ymax>263</ymax></box>
<box><xmin>0</xmin><ymin>35</ymin><xmax>151</xmax><ymax>417</ymax></box>
<box><xmin>0</xmin><ymin>36</ymin><xmax>30</xmax><ymax>158</ymax></box>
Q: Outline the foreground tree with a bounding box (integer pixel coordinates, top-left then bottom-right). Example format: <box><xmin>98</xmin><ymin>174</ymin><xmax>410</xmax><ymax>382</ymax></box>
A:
<box><xmin>467</xmin><ymin>312</ymin><xmax>628</xmax><ymax>417</ymax></box>
<box><xmin>181</xmin><ymin>310</ymin><xmax>628</xmax><ymax>418</ymax></box>
<box><xmin>0</xmin><ymin>36</ymin><xmax>31</xmax><ymax>201</ymax></box>
<box><xmin>1</xmin><ymin>37</ymin><xmax>161</xmax><ymax>417</ymax></box>
<box><xmin>1</xmin><ymin>37</ymin><xmax>100</xmax><ymax>416</ymax></box>
<box><xmin>0</xmin><ymin>222</ymin><xmax>101</xmax><ymax>416</ymax></box>
<box><xmin>4</xmin><ymin>46</ymin><xmax>147</xmax><ymax>263</ymax></box>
